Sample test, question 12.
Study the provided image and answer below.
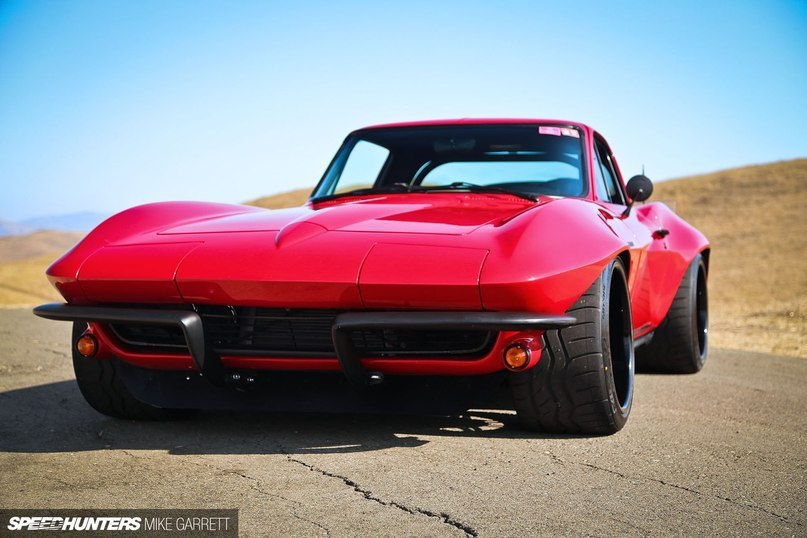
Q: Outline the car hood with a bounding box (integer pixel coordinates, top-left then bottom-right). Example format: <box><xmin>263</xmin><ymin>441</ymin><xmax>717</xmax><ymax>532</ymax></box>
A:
<box><xmin>71</xmin><ymin>194</ymin><xmax>544</xmax><ymax>308</ymax></box>
<box><xmin>158</xmin><ymin>193</ymin><xmax>538</xmax><ymax>237</ymax></box>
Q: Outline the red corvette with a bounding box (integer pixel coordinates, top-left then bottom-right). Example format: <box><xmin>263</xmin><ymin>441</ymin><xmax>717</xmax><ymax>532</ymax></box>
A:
<box><xmin>34</xmin><ymin>119</ymin><xmax>709</xmax><ymax>434</ymax></box>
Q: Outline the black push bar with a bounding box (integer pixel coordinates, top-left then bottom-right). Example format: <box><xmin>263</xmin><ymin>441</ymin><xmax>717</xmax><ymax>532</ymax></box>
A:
<box><xmin>34</xmin><ymin>303</ymin><xmax>576</xmax><ymax>391</ymax></box>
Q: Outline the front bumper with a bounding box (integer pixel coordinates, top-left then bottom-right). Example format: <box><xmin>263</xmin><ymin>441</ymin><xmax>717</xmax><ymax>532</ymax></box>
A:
<box><xmin>33</xmin><ymin>303</ymin><xmax>576</xmax><ymax>389</ymax></box>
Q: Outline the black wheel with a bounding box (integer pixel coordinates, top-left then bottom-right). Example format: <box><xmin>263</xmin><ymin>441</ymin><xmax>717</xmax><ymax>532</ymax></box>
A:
<box><xmin>510</xmin><ymin>258</ymin><xmax>634</xmax><ymax>435</ymax></box>
<box><xmin>636</xmin><ymin>253</ymin><xmax>708</xmax><ymax>374</ymax></box>
<box><xmin>71</xmin><ymin>322</ymin><xmax>196</xmax><ymax>420</ymax></box>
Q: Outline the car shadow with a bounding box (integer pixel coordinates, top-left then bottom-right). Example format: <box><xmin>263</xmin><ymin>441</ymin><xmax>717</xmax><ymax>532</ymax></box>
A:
<box><xmin>0</xmin><ymin>380</ymin><xmax>593</xmax><ymax>455</ymax></box>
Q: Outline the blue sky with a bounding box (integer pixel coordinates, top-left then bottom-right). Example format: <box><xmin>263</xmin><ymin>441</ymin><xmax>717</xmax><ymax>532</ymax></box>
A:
<box><xmin>1</xmin><ymin>0</ymin><xmax>805</xmax><ymax>221</ymax></box>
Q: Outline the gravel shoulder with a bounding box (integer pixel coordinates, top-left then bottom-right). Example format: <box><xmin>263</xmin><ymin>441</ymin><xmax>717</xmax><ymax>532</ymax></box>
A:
<box><xmin>0</xmin><ymin>309</ymin><xmax>805</xmax><ymax>536</ymax></box>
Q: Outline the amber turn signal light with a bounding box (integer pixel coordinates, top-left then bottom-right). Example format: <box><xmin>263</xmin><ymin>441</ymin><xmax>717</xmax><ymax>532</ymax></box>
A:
<box><xmin>503</xmin><ymin>343</ymin><xmax>530</xmax><ymax>370</ymax></box>
<box><xmin>76</xmin><ymin>334</ymin><xmax>98</xmax><ymax>358</ymax></box>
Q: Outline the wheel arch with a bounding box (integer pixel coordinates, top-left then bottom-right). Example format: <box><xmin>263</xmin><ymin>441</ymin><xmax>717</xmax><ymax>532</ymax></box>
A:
<box><xmin>700</xmin><ymin>247</ymin><xmax>711</xmax><ymax>276</ymax></box>
<box><xmin>617</xmin><ymin>249</ymin><xmax>631</xmax><ymax>281</ymax></box>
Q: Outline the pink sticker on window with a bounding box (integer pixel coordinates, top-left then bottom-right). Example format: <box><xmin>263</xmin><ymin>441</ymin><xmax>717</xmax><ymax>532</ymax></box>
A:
<box><xmin>560</xmin><ymin>128</ymin><xmax>580</xmax><ymax>138</ymax></box>
<box><xmin>539</xmin><ymin>126</ymin><xmax>562</xmax><ymax>136</ymax></box>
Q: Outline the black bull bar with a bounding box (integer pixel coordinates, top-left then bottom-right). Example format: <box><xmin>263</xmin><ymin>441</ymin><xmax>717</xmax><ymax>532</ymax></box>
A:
<box><xmin>33</xmin><ymin>303</ymin><xmax>576</xmax><ymax>390</ymax></box>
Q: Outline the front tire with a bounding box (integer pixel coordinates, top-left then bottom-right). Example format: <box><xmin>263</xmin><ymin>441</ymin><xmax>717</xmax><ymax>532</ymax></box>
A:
<box><xmin>636</xmin><ymin>253</ymin><xmax>708</xmax><ymax>374</ymax></box>
<box><xmin>71</xmin><ymin>322</ymin><xmax>195</xmax><ymax>420</ymax></box>
<box><xmin>510</xmin><ymin>258</ymin><xmax>634</xmax><ymax>435</ymax></box>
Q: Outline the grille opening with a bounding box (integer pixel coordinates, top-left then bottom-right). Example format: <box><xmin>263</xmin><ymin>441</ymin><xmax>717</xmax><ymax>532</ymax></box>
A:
<box><xmin>110</xmin><ymin>323</ymin><xmax>186</xmax><ymax>349</ymax></box>
<box><xmin>107</xmin><ymin>305</ymin><xmax>495</xmax><ymax>359</ymax></box>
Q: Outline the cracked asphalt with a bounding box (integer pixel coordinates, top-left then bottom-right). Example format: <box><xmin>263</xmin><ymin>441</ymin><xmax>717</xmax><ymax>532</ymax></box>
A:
<box><xmin>0</xmin><ymin>309</ymin><xmax>805</xmax><ymax>536</ymax></box>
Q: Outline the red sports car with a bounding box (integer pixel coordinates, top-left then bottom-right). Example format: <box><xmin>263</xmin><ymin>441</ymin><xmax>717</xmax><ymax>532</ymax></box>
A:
<box><xmin>34</xmin><ymin>119</ymin><xmax>709</xmax><ymax>434</ymax></box>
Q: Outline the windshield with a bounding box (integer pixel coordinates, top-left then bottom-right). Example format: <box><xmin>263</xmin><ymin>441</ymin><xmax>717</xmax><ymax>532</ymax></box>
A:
<box><xmin>312</xmin><ymin>125</ymin><xmax>586</xmax><ymax>200</ymax></box>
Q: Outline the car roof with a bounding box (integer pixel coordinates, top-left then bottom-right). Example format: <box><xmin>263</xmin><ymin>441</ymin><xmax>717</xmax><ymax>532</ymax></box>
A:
<box><xmin>358</xmin><ymin>118</ymin><xmax>592</xmax><ymax>132</ymax></box>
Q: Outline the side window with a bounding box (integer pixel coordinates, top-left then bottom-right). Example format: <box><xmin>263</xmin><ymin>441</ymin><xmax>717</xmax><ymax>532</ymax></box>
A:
<box><xmin>593</xmin><ymin>139</ymin><xmax>626</xmax><ymax>205</ymax></box>
<box><xmin>334</xmin><ymin>140</ymin><xmax>390</xmax><ymax>194</ymax></box>
<box><xmin>592</xmin><ymin>144</ymin><xmax>611</xmax><ymax>202</ymax></box>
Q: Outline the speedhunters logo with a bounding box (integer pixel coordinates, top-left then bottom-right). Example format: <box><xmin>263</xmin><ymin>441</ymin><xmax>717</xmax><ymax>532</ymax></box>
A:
<box><xmin>1</xmin><ymin>510</ymin><xmax>237</xmax><ymax>535</ymax></box>
<box><xmin>7</xmin><ymin>517</ymin><xmax>141</xmax><ymax>531</ymax></box>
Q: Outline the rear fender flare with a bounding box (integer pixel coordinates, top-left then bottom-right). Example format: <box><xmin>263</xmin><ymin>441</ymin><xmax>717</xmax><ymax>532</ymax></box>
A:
<box><xmin>635</xmin><ymin>202</ymin><xmax>710</xmax><ymax>324</ymax></box>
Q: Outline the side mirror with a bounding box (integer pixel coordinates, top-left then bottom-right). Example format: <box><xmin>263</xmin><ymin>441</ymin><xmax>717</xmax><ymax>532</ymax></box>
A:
<box><xmin>625</xmin><ymin>174</ymin><xmax>653</xmax><ymax>202</ymax></box>
<box><xmin>622</xmin><ymin>175</ymin><xmax>653</xmax><ymax>217</ymax></box>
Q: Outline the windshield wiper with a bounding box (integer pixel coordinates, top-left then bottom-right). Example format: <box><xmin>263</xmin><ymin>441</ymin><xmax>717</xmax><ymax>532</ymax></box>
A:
<box><xmin>416</xmin><ymin>181</ymin><xmax>539</xmax><ymax>202</ymax></box>
<box><xmin>310</xmin><ymin>181</ymin><xmax>538</xmax><ymax>204</ymax></box>
<box><xmin>309</xmin><ymin>185</ymin><xmax>410</xmax><ymax>204</ymax></box>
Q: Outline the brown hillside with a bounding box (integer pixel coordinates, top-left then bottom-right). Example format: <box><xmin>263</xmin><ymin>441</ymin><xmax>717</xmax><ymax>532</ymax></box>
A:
<box><xmin>0</xmin><ymin>231</ymin><xmax>83</xmax><ymax>264</ymax></box>
<box><xmin>0</xmin><ymin>252</ymin><xmax>66</xmax><ymax>305</ymax></box>
<box><xmin>653</xmin><ymin>158</ymin><xmax>807</xmax><ymax>357</ymax></box>
<box><xmin>245</xmin><ymin>188</ymin><xmax>311</xmax><ymax>210</ymax></box>
<box><xmin>0</xmin><ymin>231</ymin><xmax>82</xmax><ymax>306</ymax></box>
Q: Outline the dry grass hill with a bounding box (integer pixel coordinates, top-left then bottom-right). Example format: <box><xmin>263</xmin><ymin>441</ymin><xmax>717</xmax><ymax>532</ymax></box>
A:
<box><xmin>0</xmin><ymin>230</ymin><xmax>83</xmax><ymax>263</ymax></box>
<box><xmin>652</xmin><ymin>159</ymin><xmax>806</xmax><ymax>357</ymax></box>
<box><xmin>244</xmin><ymin>187</ymin><xmax>311</xmax><ymax>210</ymax></box>
<box><xmin>4</xmin><ymin>159</ymin><xmax>805</xmax><ymax>356</ymax></box>
<box><xmin>0</xmin><ymin>231</ymin><xmax>82</xmax><ymax>305</ymax></box>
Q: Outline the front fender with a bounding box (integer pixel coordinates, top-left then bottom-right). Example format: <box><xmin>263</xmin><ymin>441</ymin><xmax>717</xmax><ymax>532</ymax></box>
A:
<box><xmin>480</xmin><ymin>198</ymin><xmax>627</xmax><ymax>313</ymax></box>
<box><xmin>46</xmin><ymin>201</ymin><xmax>259</xmax><ymax>303</ymax></box>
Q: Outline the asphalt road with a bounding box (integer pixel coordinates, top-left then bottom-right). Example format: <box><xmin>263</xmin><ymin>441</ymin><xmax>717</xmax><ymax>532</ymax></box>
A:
<box><xmin>0</xmin><ymin>309</ymin><xmax>804</xmax><ymax>536</ymax></box>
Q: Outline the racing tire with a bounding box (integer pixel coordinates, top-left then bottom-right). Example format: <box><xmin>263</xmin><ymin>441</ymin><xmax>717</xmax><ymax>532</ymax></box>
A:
<box><xmin>636</xmin><ymin>253</ymin><xmax>708</xmax><ymax>374</ymax></box>
<box><xmin>510</xmin><ymin>258</ymin><xmax>634</xmax><ymax>435</ymax></box>
<box><xmin>71</xmin><ymin>322</ymin><xmax>196</xmax><ymax>420</ymax></box>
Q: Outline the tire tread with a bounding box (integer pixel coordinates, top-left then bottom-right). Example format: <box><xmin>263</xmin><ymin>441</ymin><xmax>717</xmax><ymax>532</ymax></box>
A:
<box><xmin>636</xmin><ymin>255</ymin><xmax>707</xmax><ymax>374</ymax></box>
<box><xmin>510</xmin><ymin>262</ymin><xmax>631</xmax><ymax>435</ymax></box>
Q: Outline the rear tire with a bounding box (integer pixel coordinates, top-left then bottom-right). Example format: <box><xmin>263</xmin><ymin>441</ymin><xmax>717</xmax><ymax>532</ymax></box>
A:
<box><xmin>510</xmin><ymin>258</ymin><xmax>634</xmax><ymax>435</ymax></box>
<box><xmin>71</xmin><ymin>322</ymin><xmax>196</xmax><ymax>420</ymax></box>
<box><xmin>636</xmin><ymin>254</ymin><xmax>708</xmax><ymax>374</ymax></box>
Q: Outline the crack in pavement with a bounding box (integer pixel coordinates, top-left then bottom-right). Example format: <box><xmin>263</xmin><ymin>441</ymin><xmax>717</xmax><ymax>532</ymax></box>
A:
<box><xmin>120</xmin><ymin>450</ymin><xmax>141</xmax><ymax>460</ymax></box>
<box><xmin>107</xmin><ymin>449</ymin><xmax>332</xmax><ymax>536</ymax></box>
<box><xmin>188</xmin><ymin>458</ymin><xmax>331</xmax><ymax>537</ymax></box>
<box><xmin>286</xmin><ymin>456</ymin><xmax>478</xmax><ymax>538</ymax></box>
<box><xmin>106</xmin><ymin>439</ymin><xmax>333</xmax><ymax>537</ymax></box>
<box><xmin>607</xmin><ymin>515</ymin><xmax>652</xmax><ymax>537</ymax></box>
<box><xmin>223</xmin><ymin>467</ymin><xmax>331</xmax><ymax>537</ymax></box>
<box><xmin>40</xmin><ymin>475</ymin><xmax>79</xmax><ymax>489</ymax></box>
<box><xmin>546</xmin><ymin>452</ymin><xmax>801</xmax><ymax>528</ymax></box>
